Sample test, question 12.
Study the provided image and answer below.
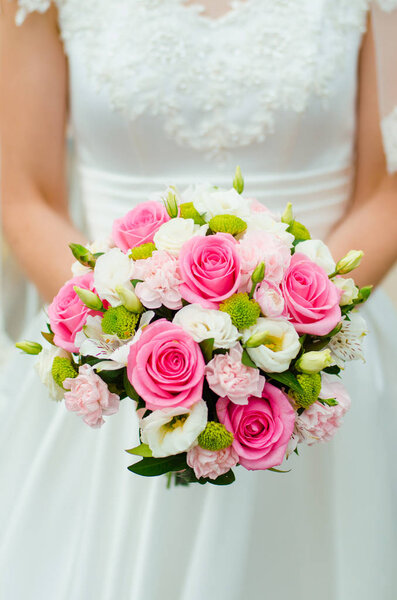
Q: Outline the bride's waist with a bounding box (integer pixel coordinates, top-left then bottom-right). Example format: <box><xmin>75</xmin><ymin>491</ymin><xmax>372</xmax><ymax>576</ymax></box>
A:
<box><xmin>77</xmin><ymin>163</ymin><xmax>353</xmax><ymax>239</ymax></box>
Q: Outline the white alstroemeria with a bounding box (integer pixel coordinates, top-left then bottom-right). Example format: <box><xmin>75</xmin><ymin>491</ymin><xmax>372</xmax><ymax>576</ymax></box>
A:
<box><xmin>332</xmin><ymin>277</ymin><xmax>359</xmax><ymax>306</ymax></box>
<box><xmin>182</xmin><ymin>184</ymin><xmax>251</xmax><ymax>222</ymax></box>
<box><xmin>244</xmin><ymin>212</ymin><xmax>294</xmax><ymax>247</ymax></box>
<box><xmin>242</xmin><ymin>317</ymin><xmax>301</xmax><ymax>373</ymax></box>
<box><xmin>294</xmin><ymin>239</ymin><xmax>336</xmax><ymax>275</ymax></box>
<box><xmin>328</xmin><ymin>312</ymin><xmax>367</xmax><ymax>366</ymax></box>
<box><xmin>94</xmin><ymin>248</ymin><xmax>136</xmax><ymax>307</ymax></box>
<box><xmin>140</xmin><ymin>400</ymin><xmax>208</xmax><ymax>458</ymax></box>
<box><xmin>34</xmin><ymin>345</ymin><xmax>71</xmax><ymax>401</ymax></box>
<box><xmin>153</xmin><ymin>218</ymin><xmax>208</xmax><ymax>257</ymax></box>
<box><xmin>71</xmin><ymin>236</ymin><xmax>114</xmax><ymax>276</ymax></box>
<box><xmin>173</xmin><ymin>304</ymin><xmax>239</xmax><ymax>349</ymax></box>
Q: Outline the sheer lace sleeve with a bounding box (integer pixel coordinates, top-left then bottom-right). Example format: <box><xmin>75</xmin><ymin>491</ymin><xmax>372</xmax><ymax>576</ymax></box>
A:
<box><xmin>371</xmin><ymin>0</ymin><xmax>397</xmax><ymax>173</ymax></box>
<box><xmin>14</xmin><ymin>0</ymin><xmax>52</xmax><ymax>26</ymax></box>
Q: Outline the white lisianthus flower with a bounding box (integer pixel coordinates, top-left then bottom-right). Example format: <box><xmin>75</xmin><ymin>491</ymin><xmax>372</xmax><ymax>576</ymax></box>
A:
<box><xmin>71</xmin><ymin>236</ymin><xmax>114</xmax><ymax>276</ymax></box>
<box><xmin>294</xmin><ymin>239</ymin><xmax>336</xmax><ymax>275</ymax></box>
<box><xmin>332</xmin><ymin>276</ymin><xmax>359</xmax><ymax>306</ymax></box>
<box><xmin>34</xmin><ymin>345</ymin><xmax>70</xmax><ymax>401</ymax></box>
<box><xmin>94</xmin><ymin>248</ymin><xmax>135</xmax><ymax>307</ymax></box>
<box><xmin>328</xmin><ymin>312</ymin><xmax>367</xmax><ymax>366</ymax></box>
<box><xmin>182</xmin><ymin>184</ymin><xmax>250</xmax><ymax>222</ymax></box>
<box><xmin>140</xmin><ymin>400</ymin><xmax>208</xmax><ymax>458</ymax></box>
<box><xmin>244</xmin><ymin>212</ymin><xmax>294</xmax><ymax>247</ymax></box>
<box><xmin>242</xmin><ymin>317</ymin><xmax>301</xmax><ymax>373</ymax></box>
<box><xmin>173</xmin><ymin>304</ymin><xmax>239</xmax><ymax>349</ymax></box>
<box><xmin>153</xmin><ymin>218</ymin><xmax>208</xmax><ymax>257</ymax></box>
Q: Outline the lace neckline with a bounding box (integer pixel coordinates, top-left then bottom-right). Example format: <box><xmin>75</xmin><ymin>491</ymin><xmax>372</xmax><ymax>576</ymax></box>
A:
<box><xmin>180</xmin><ymin>0</ymin><xmax>252</xmax><ymax>24</ymax></box>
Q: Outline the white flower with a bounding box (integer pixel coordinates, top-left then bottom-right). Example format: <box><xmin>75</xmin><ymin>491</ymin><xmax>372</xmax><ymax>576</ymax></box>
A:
<box><xmin>94</xmin><ymin>248</ymin><xmax>135</xmax><ymax>307</ymax></box>
<box><xmin>140</xmin><ymin>400</ymin><xmax>208</xmax><ymax>458</ymax></box>
<box><xmin>242</xmin><ymin>317</ymin><xmax>301</xmax><ymax>373</ymax></box>
<box><xmin>294</xmin><ymin>239</ymin><xmax>336</xmax><ymax>275</ymax></box>
<box><xmin>183</xmin><ymin>184</ymin><xmax>250</xmax><ymax>222</ymax></box>
<box><xmin>153</xmin><ymin>218</ymin><xmax>208</xmax><ymax>257</ymax></box>
<box><xmin>71</xmin><ymin>236</ymin><xmax>114</xmax><ymax>276</ymax></box>
<box><xmin>244</xmin><ymin>212</ymin><xmax>294</xmax><ymax>247</ymax></box>
<box><xmin>332</xmin><ymin>277</ymin><xmax>359</xmax><ymax>306</ymax></box>
<box><xmin>328</xmin><ymin>312</ymin><xmax>367</xmax><ymax>366</ymax></box>
<box><xmin>173</xmin><ymin>304</ymin><xmax>239</xmax><ymax>349</ymax></box>
<box><xmin>34</xmin><ymin>345</ymin><xmax>70</xmax><ymax>401</ymax></box>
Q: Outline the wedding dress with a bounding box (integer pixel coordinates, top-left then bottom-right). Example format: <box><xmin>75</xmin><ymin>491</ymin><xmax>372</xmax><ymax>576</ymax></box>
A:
<box><xmin>1</xmin><ymin>1</ymin><xmax>397</xmax><ymax>599</ymax></box>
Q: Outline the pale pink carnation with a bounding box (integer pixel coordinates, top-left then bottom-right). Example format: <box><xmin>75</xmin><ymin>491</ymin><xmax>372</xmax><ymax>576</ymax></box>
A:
<box><xmin>63</xmin><ymin>364</ymin><xmax>120</xmax><ymax>428</ymax></box>
<box><xmin>249</xmin><ymin>199</ymin><xmax>275</xmax><ymax>216</ymax></box>
<box><xmin>254</xmin><ymin>279</ymin><xmax>286</xmax><ymax>318</ymax></box>
<box><xmin>295</xmin><ymin>374</ymin><xmax>351</xmax><ymax>445</ymax></box>
<box><xmin>187</xmin><ymin>445</ymin><xmax>239</xmax><ymax>480</ymax></box>
<box><xmin>238</xmin><ymin>230</ymin><xmax>291</xmax><ymax>289</ymax></box>
<box><xmin>134</xmin><ymin>250</ymin><xmax>183</xmax><ymax>310</ymax></box>
<box><xmin>205</xmin><ymin>344</ymin><xmax>265</xmax><ymax>405</ymax></box>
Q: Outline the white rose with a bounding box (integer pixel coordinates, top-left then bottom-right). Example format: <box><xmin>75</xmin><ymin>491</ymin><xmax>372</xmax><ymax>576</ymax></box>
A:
<box><xmin>94</xmin><ymin>248</ymin><xmax>135</xmax><ymax>307</ymax></box>
<box><xmin>242</xmin><ymin>317</ymin><xmax>301</xmax><ymax>373</ymax></box>
<box><xmin>173</xmin><ymin>304</ymin><xmax>239</xmax><ymax>349</ymax></box>
<box><xmin>183</xmin><ymin>184</ymin><xmax>250</xmax><ymax>221</ymax></box>
<box><xmin>244</xmin><ymin>212</ymin><xmax>294</xmax><ymax>247</ymax></box>
<box><xmin>294</xmin><ymin>239</ymin><xmax>336</xmax><ymax>275</ymax></box>
<box><xmin>332</xmin><ymin>277</ymin><xmax>359</xmax><ymax>306</ymax></box>
<box><xmin>140</xmin><ymin>400</ymin><xmax>208</xmax><ymax>458</ymax></box>
<box><xmin>153</xmin><ymin>218</ymin><xmax>208</xmax><ymax>257</ymax></box>
<box><xmin>71</xmin><ymin>236</ymin><xmax>114</xmax><ymax>276</ymax></box>
<box><xmin>34</xmin><ymin>345</ymin><xmax>70</xmax><ymax>401</ymax></box>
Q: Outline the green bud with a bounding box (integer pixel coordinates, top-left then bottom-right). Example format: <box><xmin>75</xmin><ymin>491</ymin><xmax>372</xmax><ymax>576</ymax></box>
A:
<box><xmin>15</xmin><ymin>340</ymin><xmax>42</xmax><ymax>355</ymax></box>
<box><xmin>163</xmin><ymin>188</ymin><xmax>179</xmax><ymax>218</ymax></box>
<box><xmin>288</xmin><ymin>220</ymin><xmax>311</xmax><ymax>241</ymax></box>
<box><xmin>233</xmin><ymin>165</ymin><xmax>244</xmax><ymax>194</ymax></box>
<box><xmin>245</xmin><ymin>330</ymin><xmax>271</xmax><ymax>349</ymax></box>
<box><xmin>295</xmin><ymin>349</ymin><xmax>332</xmax><ymax>374</ymax></box>
<box><xmin>335</xmin><ymin>250</ymin><xmax>364</xmax><ymax>275</ymax></box>
<box><xmin>115</xmin><ymin>285</ymin><xmax>144</xmax><ymax>313</ymax></box>
<box><xmin>251</xmin><ymin>262</ymin><xmax>265</xmax><ymax>286</ymax></box>
<box><xmin>73</xmin><ymin>286</ymin><xmax>103</xmax><ymax>311</ymax></box>
<box><xmin>69</xmin><ymin>243</ymin><xmax>96</xmax><ymax>268</ymax></box>
<box><xmin>358</xmin><ymin>285</ymin><xmax>373</xmax><ymax>302</ymax></box>
<box><xmin>281</xmin><ymin>202</ymin><xmax>294</xmax><ymax>225</ymax></box>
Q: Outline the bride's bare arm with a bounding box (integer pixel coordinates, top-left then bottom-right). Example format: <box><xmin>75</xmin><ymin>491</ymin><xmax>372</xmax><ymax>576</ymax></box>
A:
<box><xmin>0</xmin><ymin>3</ymin><xmax>85</xmax><ymax>302</ymax></box>
<box><xmin>327</xmin><ymin>19</ymin><xmax>397</xmax><ymax>288</ymax></box>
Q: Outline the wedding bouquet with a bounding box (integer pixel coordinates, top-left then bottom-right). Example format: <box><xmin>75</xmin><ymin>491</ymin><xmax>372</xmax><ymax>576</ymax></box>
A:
<box><xmin>18</xmin><ymin>168</ymin><xmax>371</xmax><ymax>486</ymax></box>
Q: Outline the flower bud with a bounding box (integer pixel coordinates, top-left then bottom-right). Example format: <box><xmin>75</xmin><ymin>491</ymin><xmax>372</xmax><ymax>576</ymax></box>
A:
<box><xmin>358</xmin><ymin>285</ymin><xmax>373</xmax><ymax>302</ymax></box>
<box><xmin>335</xmin><ymin>250</ymin><xmax>364</xmax><ymax>275</ymax></box>
<box><xmin>115</xmin><ymin>285</ymin><xmax>144</xmax><ymax>313</ymax></box>
<box><xmin>69</xmin><ymin>243</ymin><xmax>96</xmax><ymax>268</ymax></box>
<box><xmin>15</xmin><ymin>340</ymin><xmax>43</xmax><ymax>355</ymax></box>
<box><xmin>163</xmin><ymin>188</ymin><xmax>179</xmax><ymax>218</ymax></box>
<box><xmin>233</xmin><ymin>165</ymin><xmax>244</xmax><ymax>194</ymax></box>
<box><xmin>281</xmin><ymin>202</ymin><xmax>293</xmax><ymax>225</ymax></box>
<box><xmin>251</xmin><ymin>262</ymin><xmax>266</xmax><ymax>286</ymax></box>
<box><xmin>332</xmin><ymin>276</ymin><xmax>359</xmax><ymax>306</ymax></box>
<box><xmin>245</xmin><ymin>330</ymin><xmax>272</xmax><ymax>349</ymax></box>
<box><xmin>73</xmin><ymin>286</ymin><xmax>103</xmax><ymax>311</ymax></box>
<box><xmin>295</xmin><ymin>349</ymin><xmax>332</xmax><ymax>374</ymax></box>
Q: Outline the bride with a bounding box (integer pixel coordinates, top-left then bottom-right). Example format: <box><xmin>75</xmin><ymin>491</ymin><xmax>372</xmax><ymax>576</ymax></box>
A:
<box><xmin>1</xmin><ymin>1</ymin><xmax>397</xmax><ymax>598</ymax></box>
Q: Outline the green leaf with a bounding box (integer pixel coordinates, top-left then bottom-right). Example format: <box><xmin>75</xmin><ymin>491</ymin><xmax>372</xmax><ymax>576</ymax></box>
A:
<box><xmin>41</xmin><ymin>331</ymin><xmax>55</xmax><ymax>345</ymax></box>
<box><xmin>318</xmin><ymin>397</ymin><xmax>338</xmax><ymax>407</ymax></box>
<box><xmin>241</xmin><ymin>349</ymin><xmax>257</xmax><ymax>369</ymax></box>
<box><xmin>199</xmin><ymin>338</ymin><xmax>215</xmax><ymax>363</ymax></box>
<box><xmin>128</xmin><ymin>454</ymin><xmax>188</xmax><ymax>477</ymax></box>
<box><xmin>268</xmin><ymin>467</ymin><xmax>291</xmax><ymax>473</ymax></box>
<box><xmin>323</xmin><ymin>365</ymin><xmax>341</xmax><ymax>376</ymax></box>
<box><xmin>93</xmin><ymin>252</ymin><xmax>104</xmax><ymax>259</ymax></box>
<box><xmin>130</xmin><ymin>279</ymin><xmax>143</xmax><ymax>287</ymax></box>
<box><xmin>268</xmin><ymin>371</ymin><xmax>303</xmax><ymax>394</ymax></box>
<box><xmin>123</xmin><ymin>370</ymin><xmax>141</xmax><ymax>403</ymax></box>
<box><xmin>208</xmin><ymin>469</ymin><xmax>236</xmax><ymax>486</ymax></box>
<box><xmin>125</xmin><ymin>443</ymin><xmax>152</xmax><ymax>457</ymax></box>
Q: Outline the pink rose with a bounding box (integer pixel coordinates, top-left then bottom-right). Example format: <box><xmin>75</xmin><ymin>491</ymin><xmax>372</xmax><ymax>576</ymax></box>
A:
<box><xmin>112</xmin><ymin>201</ymin><xmax>169</xmax><ymax>252</ymax></box>
<box><xmin>179</xmin><ymin>233</ymin><xmax>241</xmax><ymax>309</ymax></box>
<box><xmin>238</xmin><ymin>231</ymin><xmax>291</xmax><ymax>289</ymax></box>
<box><xmin>187</xmin><ymin>445</ymin><xmax>239</xmax><ymax>480</ymax></box>
<box><xmin>48</xmin><ymin>272</ymin><xmax>102</xmax><ymax>353</ymax></box>
<box><xmin>63</xmin><ymin>364</ymin><xmax>120</xmax><ymax>428</ymax></box>
<box><xmin>217</xmin><ymin>382</ymin><xmax>295</xmax><ymax>470</ymax></box>
<box><xmin>295</xmin><ymin>374</ymin><xmax>351</xmax><ymax>445</ymax></box>
<box><xmin>134</xmin><ymin>251</ymin><xmax>183</xmax><ymax>310</ymax></box>
<box><xmin>205</xmin><ymin>344</ymin><xmax>265</xmax><ymax>405</ymax></box>
<box><xmin>127</xmin><ymin>319</ymin><xmax>205</xmax><ymax>411</ymax></box>
<box><xmin>254</xmin><ymin>279</ymin><xmax>286</xmax><ymax>318</ymax></box>
<box><xmin>281</xmin><ymin>253</ymin><xmax>341</xmax><ymax>335</ymax></box>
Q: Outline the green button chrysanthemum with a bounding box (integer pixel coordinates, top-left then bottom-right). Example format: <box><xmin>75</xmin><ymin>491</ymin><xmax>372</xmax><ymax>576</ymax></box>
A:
<box><xmin>209</xmin><ymin>214</ymin><xmax>247</xmax><ymax>236</ymax></box>
<box><xmin>219</xmin><ymin>293</ymin><xmax>261</xmax><ymax>330</ymax></box>
<box><xmin>290</xmin><ymin>373</ymin><xmax>322</xmax><ymax>408</ymax></box>
<box><xmin>51</xmin><ymin>357</ymin><xmax>77</xmax><ymax>389</ymax></box>
<box><xmin>101</xmin><ymin>306</ymin><xmax>140</xmax><ymax>339</ymax></box>
<box><xmin>179</xmin><ymin>202</ymin><xmax>206</xmax><ymax>225</ymax></box>
<box><xmin>198</xmin><ymin>422</ymin><xmax>234</xmax><ymax>451</ymax></box>
<box><xmin>129</xmin><ymin>243</ymin><xmax>156</xmax><ymax>261</ymax></box>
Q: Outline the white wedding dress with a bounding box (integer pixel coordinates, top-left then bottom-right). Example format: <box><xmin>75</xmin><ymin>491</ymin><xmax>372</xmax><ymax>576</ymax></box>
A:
<box><xmin>1</xmin><ymin>1</ymin><xmax>397</xmax><ymax>599</ymax></box>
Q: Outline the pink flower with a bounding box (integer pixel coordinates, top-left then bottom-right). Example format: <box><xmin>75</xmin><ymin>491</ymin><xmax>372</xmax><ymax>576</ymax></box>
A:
<box><xmin>217</xmin><ymin>382</ymin><xmax>295</xmax><ymax>470</ymax></box>
<box><xmin>134</xmin><ymin>251</ymin><xmax>183</xmax><ymax>310</ymax></box>
<box><xmin>205</xmin><ymin>344</ymin><xmax>265</xmax><ymax>405</ymax></box>
<box><xmin>63</xmin><ymin>364</ymin><xmax>120</xmax><ymax>428</ymax></box>
<box><xmin>238</xmin><ymin>231</ymin><xmax>291</xmax><ymax>289</ymax></box>
<box><xmin>254</xmin><ymin>279</ymin><xmax>286</xmax><ymax>318</ymax></box>
<box><xmin>281</xmin><ymin>253</ymin><xmax>342</xmax><ymax>336</ymax></box>
<box><xmin>179</xmin><ymin>233</ymin><xmax>241</xmax><ymax>309</ymax></box>
<box><xmin>295</xmin><ymin>374</ymin><xmax>351</xmax><ymax>445</ymax></box>
<box><xmin>112</xmin><ymin>201</ymin><xmax>169</xmax><ymax>253</ymax></box>
<box><xmin>187</xmin><ymin>445</ymin><xmax>239</xmax><ymax>480</ymax></box>
<box><xmin>249</xmin><ymin>199</ymin><xmax>274</xmax><ymax>216</ymax></box>
<box><xmin>48</xmin><ymin>272</ymin><xmax>102</xmax><ymax>353</ymax></box>
<box><xmin>127</xmin><ymin>319</ymin><xmax>205</xmax><ymax>411</ymax></box>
